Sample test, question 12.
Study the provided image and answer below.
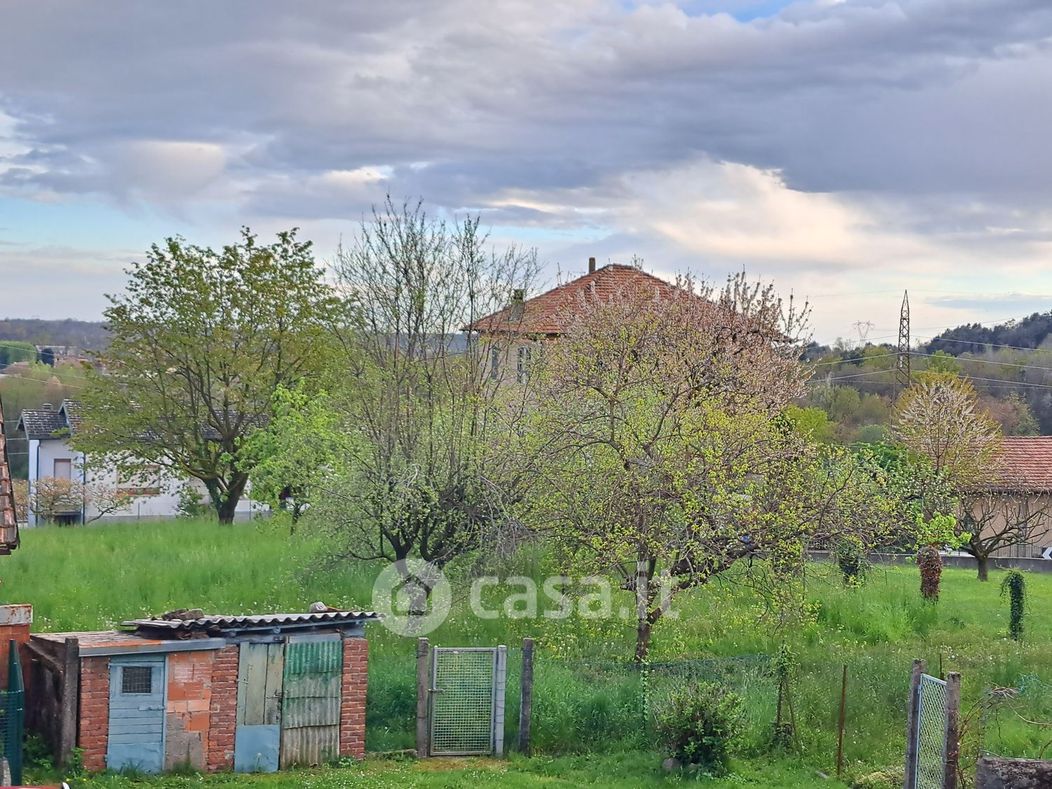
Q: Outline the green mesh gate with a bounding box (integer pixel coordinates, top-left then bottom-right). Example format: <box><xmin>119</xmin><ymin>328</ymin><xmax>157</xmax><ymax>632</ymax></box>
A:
<box><xmin>429</xmin><ymin>647</ymin><xmax>506</xmax><ymax>756</ymax></box>
<box><xmin>915</xmin><ymin>673</ymin><xmax>948</xmax><ymax>789</ymax></box>
<box><xmin>0</xmin><ymin>640</ymin><xmax>24</xmax><ymax>785</ymax></box>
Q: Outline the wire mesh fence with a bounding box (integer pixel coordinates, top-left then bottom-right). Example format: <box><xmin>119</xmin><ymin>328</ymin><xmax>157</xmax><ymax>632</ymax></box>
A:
<box><xmin>915</xmin><ymin>673</ymin><xmax>948</xmax><ymax>789</ymax></box>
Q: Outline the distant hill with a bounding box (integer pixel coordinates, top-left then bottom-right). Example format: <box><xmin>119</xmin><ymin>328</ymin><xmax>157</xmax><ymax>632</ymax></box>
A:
<box><xmin>0</xmin><ymin>319</ymin><xmax>108</xmax><ymax>349</ymax></box>
<box><xmin>925</xmin><ymin>311</ymin><xmax>1052</xmax><ymax>355</ymax></box>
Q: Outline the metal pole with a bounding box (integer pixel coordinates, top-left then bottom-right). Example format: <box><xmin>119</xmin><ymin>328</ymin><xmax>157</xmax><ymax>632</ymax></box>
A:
<box><xmin>904</xmin><ymin>659</ymin><xmax>925</xmax><ymax>789</ymax></box>
<box><xmin>836</xmin><ymin>664</ymin><xmax>848</xmax><ymax>778</ymax></box>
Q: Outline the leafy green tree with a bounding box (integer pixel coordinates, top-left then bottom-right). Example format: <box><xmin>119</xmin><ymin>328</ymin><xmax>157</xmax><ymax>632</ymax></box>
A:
<box><xmin>74</xmin><ymin>229</ymin><xmax>341</xmax><ymax>523</ymax></box>
<box><xmin>239</xmin><ymin>384</ymin><xmax>347</xmax><ymax>527</ymax></box>
<box><xmin>0</xmin><ymin>341</ymin><xmax>37</xmax><ymax>368</ymax></box>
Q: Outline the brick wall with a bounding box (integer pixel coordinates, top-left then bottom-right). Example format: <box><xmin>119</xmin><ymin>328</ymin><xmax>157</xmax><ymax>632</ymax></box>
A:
<box><xmin>206</xmin><ymin>645</ymin><xmax>239</xmax><ymax>772</ymax></box>
<box><xmin>78</xmin><ymin>656</ymin><xmax>110</xmax><ymax>773</ymax></box>
<box><xmin>340</xmin><ymin>637</ymin><xmax>368</xmax><ymax>759</ymax></box>
<box><xmin>0</xmin><ymin>604</ymin><xmax>32</xmax><ymax>688</ymax></box>
<box><xmin>165</xmin><ymin>650</ymin><xmax>216</xmax><ymax>771</ymax></box>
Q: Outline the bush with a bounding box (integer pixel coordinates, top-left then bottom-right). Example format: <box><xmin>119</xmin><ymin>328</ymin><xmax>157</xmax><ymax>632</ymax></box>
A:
<box><xmin>655</xmin><ymin>681</ymin><xmax>744</xmax><ymax>773</ymax></box>
<box><xmin>834</xmin><ymin>537</ymin><xmax>869</xmax><ymax>586</ymax></box>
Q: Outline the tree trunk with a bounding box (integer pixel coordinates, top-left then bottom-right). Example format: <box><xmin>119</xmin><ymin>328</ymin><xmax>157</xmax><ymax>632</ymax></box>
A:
<box><xmin>634</xmin><ymin>617</ymin><xmax>653</xmax><ymax>663</ymax></box>
<box><xmin>207</xmin><ymin>473</ymin><xmax>249</xmax><ymax>524</ymax></box>
<box><xmin>977</xmin><ymin>554</ymin><xmax>990</xmax><ymax>582</ymax></box>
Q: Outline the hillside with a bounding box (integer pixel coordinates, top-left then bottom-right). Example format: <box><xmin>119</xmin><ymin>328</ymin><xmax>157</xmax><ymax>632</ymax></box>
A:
<box><xmin>803</xmin><ymin>310</ymin><xmax>1052</xmax><ymax>442</ymax></box>
<box><xmin>0</xmin><ymin>318</ymin><xmax>108</xmax><ymax>349</ymax></box>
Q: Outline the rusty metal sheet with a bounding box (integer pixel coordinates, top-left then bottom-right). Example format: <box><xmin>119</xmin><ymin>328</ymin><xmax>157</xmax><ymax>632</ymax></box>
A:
<box><xmin>279</xmin><ymin>636</ymin><xmax>341</xmax><ymax>767</ymax></box>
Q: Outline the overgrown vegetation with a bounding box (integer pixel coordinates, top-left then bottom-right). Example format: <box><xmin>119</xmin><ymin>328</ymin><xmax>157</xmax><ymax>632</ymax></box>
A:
<box><xmin>6</xmin><ymin>520</ymin><xmax>1052</xmax><ymax>787</ymax></box>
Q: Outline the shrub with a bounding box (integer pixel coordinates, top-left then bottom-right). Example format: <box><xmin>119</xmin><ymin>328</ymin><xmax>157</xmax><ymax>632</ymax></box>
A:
<box><xmin>655</xmin><ymin>681</ymin><xmax>744</xmax><ymax>773</ymax></box>
<box><xmin>834</xmin><ymin>537</ymin><xmax>869</xmax><ymax>586</ymax></box>
<box><xmin>1001</xmin><ymin>570</ymin><xmax>1026</xmax><ymax>640</ymax></box>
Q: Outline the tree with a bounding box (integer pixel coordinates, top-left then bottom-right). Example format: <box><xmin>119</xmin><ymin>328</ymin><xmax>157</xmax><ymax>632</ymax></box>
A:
<box><xmin>308</xmin><ymin>199</ymin><xmax>537</xmax><ymax>597</ymax></box>
<box><xmin>0</xmin><ymin>341</ymin><xmax>37</xmax><ymax>368</ymax></box>
<box><xmin>893</xmin><ymin>374</ymin><xmax>1002</xmax><ymax>589</ymax></box>
<box><xmin>960</xmin><ymin>488</ymin><xmax>1052</xmax><ymax>582</ymax></box>
<box><xmin>239</xmin><ymin>384</ymin><xmax>346</xmax><ymax>527</ymax></box>
<box><xmin>525</xmin><ymin>276</ymin><xmax>896</xmax><ymax>661</ymax></box>
<box><xmin>74</xmin><ymin>229</ymin><xmax>341</xmax><ymax>523</ymax></box>
<box><xmin>27</xmin><ymin>476</ymin><xmax>131</xmax><ymax>524</ymax></box>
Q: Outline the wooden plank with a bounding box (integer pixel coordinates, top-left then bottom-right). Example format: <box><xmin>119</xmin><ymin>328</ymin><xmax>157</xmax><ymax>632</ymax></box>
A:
<box><xmin>416</xmin><ymin>638</ymin><xmax>430</xmax><ymax>758</ymax></box>
<box><xmin>59</xmin><ymin>638</ymin><xmax>79</xmax><ymax>768</ymax></box>
<box><xmin>518</xmin><ymin>638</ymin><xmax>534</xmax><ymax>755</ymax></box>
<box><xmin>239</xmin><ymin>643</ymin><xmax>269</xmax><ymax>726</ymax></box>
<box><xmin>904</xmin><ymin>659</ymin><xmax>925</xmax><ymax>789</ymax></box>
<box><xmin>263</xmin><ymin>642</ymin><xmax>284</xmax><ymax>726</ymax></box>
<box><xmin>944</xmin><ymin>673</ymin><xmax>961</xmax><ymax>789</ymax></box>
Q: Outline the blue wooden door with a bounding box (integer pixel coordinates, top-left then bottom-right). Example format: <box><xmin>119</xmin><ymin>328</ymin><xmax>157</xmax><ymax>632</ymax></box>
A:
<box><xmin>107</xmin><ymin>654</ymin><xmax>166</xmax><ymax>773</ymax></box>
<box><xmin>234</xmin><ymin>641</ymin><xmax>284</xmax><ymax>772</ymax></box>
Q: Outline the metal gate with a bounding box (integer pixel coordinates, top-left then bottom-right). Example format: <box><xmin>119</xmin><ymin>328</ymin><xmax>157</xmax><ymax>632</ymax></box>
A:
<box><xmin>429</xmin><ymin>646</ymin><xmax>506</xmax><ymax>756</ymax></box>
<box><xmin>280</xmin><ymin>635</ymin><xmax>342</xmax><ymax>767</ymax></box>
<box><xmin>915</xmin><ymin>673</ymin><xmax>948</xmax><ymax>789</ymax></box>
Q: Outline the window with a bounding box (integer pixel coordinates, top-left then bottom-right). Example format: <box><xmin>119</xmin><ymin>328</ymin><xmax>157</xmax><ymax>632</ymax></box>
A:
<box><xmin>122</xmin><ymin>665</ymin><xmax>153</xmax><ymax>694</ymax></box>
<box><xmin>490</xmin><ymin>347</ymin><xmax>501</xmax><ymax>380</ymax></box>
<box><xmin>517</xmin><ymin>346</ymin><xmax>532</xmax><ymax>383</ymax></box>
<box><xmin>53</xmin><ymin>459</ymin><xmax>72</xmax><ymax>480</ymax></box>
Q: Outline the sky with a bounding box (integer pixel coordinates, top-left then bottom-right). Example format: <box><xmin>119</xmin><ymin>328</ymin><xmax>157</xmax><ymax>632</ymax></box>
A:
<box><xmin>2</xmin><ymin>0</ymin><xmax>1052</xmax><ymax>344</ymax></box>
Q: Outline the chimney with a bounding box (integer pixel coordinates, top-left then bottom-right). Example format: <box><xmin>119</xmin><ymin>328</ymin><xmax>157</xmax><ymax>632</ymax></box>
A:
<box><xmin>588</xmin><ymin>256</ymin><xmax>596</xmax><ymax>274</ymax></box>
<box><xmin>41</xmin><ymin>403</ymin><xmax>53</xmax><ymax>411</ymax></box>
<box><xmin>510</xmin><ymin>288</ymin><xmax>525</xmax><ymax>322</ymax></box>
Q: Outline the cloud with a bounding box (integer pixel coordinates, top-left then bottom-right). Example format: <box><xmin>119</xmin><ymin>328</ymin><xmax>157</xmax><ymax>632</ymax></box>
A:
<box><xmin>1</xmin><ymin>1</ymin><xmax>1052</xmax><ymax>340</ymax></box>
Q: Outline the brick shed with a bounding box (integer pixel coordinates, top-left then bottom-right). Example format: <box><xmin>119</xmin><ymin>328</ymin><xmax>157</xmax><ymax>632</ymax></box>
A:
<box><xmin>25</xmin><ymin>609</ymin><xmax>377</xmax><ymax>774</ymax></box>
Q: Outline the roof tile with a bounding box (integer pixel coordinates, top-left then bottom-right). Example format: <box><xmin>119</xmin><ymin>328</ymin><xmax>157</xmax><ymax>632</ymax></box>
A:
<box><xmin>468</xmin><ymin>263</ymin><xmax>707</xmax><ymax>335</ymax></box>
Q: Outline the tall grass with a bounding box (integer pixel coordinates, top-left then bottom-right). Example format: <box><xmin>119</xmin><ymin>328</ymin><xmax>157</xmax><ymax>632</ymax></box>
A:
<box><xmin>5</xmin><ymin>519</ymin><xmax>1052</xmax><ymax>782</ymax></box>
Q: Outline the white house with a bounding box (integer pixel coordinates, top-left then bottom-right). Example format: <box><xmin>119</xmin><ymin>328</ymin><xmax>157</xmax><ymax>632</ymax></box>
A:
<box><xmin>17</xmin><ymin>400</ymin><xmax>262</xmax><ymax>524</ymax></box>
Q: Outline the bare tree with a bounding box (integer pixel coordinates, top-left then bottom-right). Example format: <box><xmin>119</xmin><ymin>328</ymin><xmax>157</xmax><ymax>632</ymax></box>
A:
<box><xmin>893</xmin><ymin>374</ymin><xmax>1004</xmax><ymax>590</ymax></box>
<box><xmin>311</xmin><ymin>198</ymin><xmax>538</xmax><ymax>592</ymax></box>
<box><xmin>960</xmin><ymin>488</ymin><xmax>1052</xmax><ymax>581</ymax></box>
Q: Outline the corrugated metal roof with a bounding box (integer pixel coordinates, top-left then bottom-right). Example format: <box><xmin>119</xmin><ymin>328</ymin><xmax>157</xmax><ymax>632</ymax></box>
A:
<box><xmin>124</xmin><ymin>610</ymin><xmax>380</xmax><ymax>634</ymax></box>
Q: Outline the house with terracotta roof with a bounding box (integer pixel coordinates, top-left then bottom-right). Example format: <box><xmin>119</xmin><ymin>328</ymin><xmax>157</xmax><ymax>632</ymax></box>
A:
<box><xmin>17</xmin><ymin>399</ymin><xmax>261</xmax><ymax>524</ymax></box>
<box><xmin>0</xmin><ymin>396</ymin><xmax>20</xmax><ymax>551</ymax></box>
<box><xmin>962</xmin><ymin>436</ymin><xmax>1052</xmax><ymax>565</ymax></box>
<box><xmin>467</xmin><ymin>257</ymin><xmax>705</xmax><ymax>383</ymax></box>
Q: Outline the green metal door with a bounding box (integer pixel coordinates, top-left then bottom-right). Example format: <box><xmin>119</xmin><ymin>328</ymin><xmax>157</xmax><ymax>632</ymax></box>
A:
<box><xmin>280</xmin><ymin>635</ymin><xmax>342</xmax><ymax>767</ymax></box>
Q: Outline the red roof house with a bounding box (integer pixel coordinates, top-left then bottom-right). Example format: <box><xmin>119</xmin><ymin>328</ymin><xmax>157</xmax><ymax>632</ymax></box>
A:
<box><xmin>468</xmin><ymin>259</ymin><xmax>706</xmax><ymax>337</ymax></box>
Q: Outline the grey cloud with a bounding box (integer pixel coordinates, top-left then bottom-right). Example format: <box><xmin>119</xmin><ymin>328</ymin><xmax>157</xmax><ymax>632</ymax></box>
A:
<box><xmin>3</xmin><ymin>0</ymin><xmax>1052</xmax><ymax>210</ymax></box>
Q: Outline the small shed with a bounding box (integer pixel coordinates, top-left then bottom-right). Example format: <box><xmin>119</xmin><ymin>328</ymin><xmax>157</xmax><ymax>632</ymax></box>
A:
<box><xmin>25</xmin><ymin>610</ymin><xmax>377</xmax><ymax>773</ymax></box>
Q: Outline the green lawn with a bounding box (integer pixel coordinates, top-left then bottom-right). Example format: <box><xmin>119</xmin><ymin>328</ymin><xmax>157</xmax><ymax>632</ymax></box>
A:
<box><xmin>4</xmin><ymin>518</ymin><xmax>1052</xmax><ymax>787</ymax></box>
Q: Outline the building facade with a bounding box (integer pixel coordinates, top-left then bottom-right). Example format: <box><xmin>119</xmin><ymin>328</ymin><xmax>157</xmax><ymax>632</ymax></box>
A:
<box><xmin>18</xmin><ymin>400</ymin><xmax>261</xmax><ymax>523</ymax></box>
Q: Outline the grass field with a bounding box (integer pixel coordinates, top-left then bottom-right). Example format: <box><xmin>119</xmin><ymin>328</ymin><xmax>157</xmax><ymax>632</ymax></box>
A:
<box><xmin>4</xmin><ymin>518</ymin><xmax>1052</xmax><ymax>787</ymax></box>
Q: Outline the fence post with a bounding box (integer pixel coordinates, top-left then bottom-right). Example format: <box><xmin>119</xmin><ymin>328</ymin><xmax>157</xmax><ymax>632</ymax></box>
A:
<box><xmin>493</xmin><ymin>645</ymin><xmax>507</xmax><ymax>757</ymax></box>
<box><xmin>518</xmin><ymin>638</ymin><xmax>534</xmax><ymax>755</ymax></box>
<box><xmin>7</xmin><ymin>640</ymin><xmax>23</xmax><ymax>786</ymax></box>
<box><xmin>416</xmin><ymin>637</ymin><xmax>431</xmax><ymax>758</ymax></box>
<box><xmin>904</xmin><ymin>659</ymin><xmax>925</xmax><ymax>789</ymax></box>
<box><xmin>943</xmin><ymin>672</ymin><xmax>961</xmax><ymax>789</ymax></box>
<box><xmin>836</xmin><ymin>664</ymin><xmax>848</xmax><ymax>778</ymax></box>
<box><xmin>60</xmin><ymin>637</ymin><xmax>80</xmax><ymax>767</ymax></box>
